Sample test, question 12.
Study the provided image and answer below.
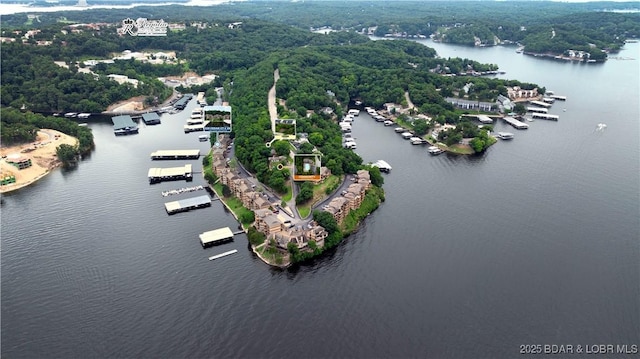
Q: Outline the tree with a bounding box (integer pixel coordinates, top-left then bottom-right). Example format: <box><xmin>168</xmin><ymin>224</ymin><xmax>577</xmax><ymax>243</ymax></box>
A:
<box><xmin>513</xmin><ymin>103</ymin><xmax>526</xmax><ymax>115</ymax></box>
<box><xmin>313</xmin><ymin>210</ymin><xmax>339</xmax><ymax>234</ymax></box>
<box><xmin>56</xmin><ymin>144</ymin><xmax>78</xmax><ymax>167</ymax></box>
<box><xmin>413</xmin><ymin>119</ymin><xmax>430</xmax><ymax>136</ymax></box>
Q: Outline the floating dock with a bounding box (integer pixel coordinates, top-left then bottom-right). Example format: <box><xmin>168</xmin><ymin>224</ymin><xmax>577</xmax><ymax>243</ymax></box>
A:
<box><xmin>199</xmin><ymin>227</ymin><xmax>234</xmax><ymax>247</ymax></box>
<box><xmin>150</xmin><ymin>150</ymin><xmax>201</xmax><ymax>160</ymax></box>
<box><xmin>531</xmin><ymin>113</ymin><xmax>559</xmax><ymax>121</ymax></box>
<box><xmin>549</xmin><ymin>95</ymin><xmax>567</xmax><ymax>101</ymax></box>
<box><xmin>184</xmin><ymin>124</ymin><xmax>205</xmax><ymax>133</ymax></box>
<box><xmin>208</xmin><ymin>249</ymin><xmax>238</xmax><ymax>261</ymax></box>
<box><xmin>112</xmin><ymin>115</ymin><xmax>139</xmax><ymax>135</ymax></box>
<box><xmin>527</xmin><ymin>106</ymin><xmax>548</xmax><ymax>114</ymax></box>
<box><xmin>164</xmin><ymin>194</ymin><xmax>211</xmax><ymax>214</ymax></box>
<box><xmin>476</xmin><ymin>115</ymin><xmax>494</xmax><ymax>124</ymax></box>
<box><xmin>503</xmin><ymin>116</ymin><xmax>530</xmax><ymax>129</ymax></box>
<box><xmin>142</xmin><ymin>112</ymin><xmax>161</xmax><ymax>125</ymax></box>
<box><xmin>372</xmin><ymin>160</ymin><xmax>392</xmax><ymax>173</ymax></box>
<box><xmin>148</xmin><ymin>164</ymin><xmax>193</xmax><ymax>184</ymax></box>
<box><xmin>529</xmin><ymin>100</ymin><xmax>552</xmax><ymax>108</ymax></box>
<box><xmin>173</xmin><ymin>94</ymin><xmax>193</xmax><ymax>110</ymax></box>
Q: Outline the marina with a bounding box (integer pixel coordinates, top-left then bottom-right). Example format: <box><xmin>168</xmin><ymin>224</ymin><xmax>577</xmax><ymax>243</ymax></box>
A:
<box><xmin>141</xmin><ymin>112</ymin><xmax>161</xmax><ymax>125</ymax></box>
<box><xmin>502</xmin><ymin>116</ymin><xmax>530</xmax><ymax>129</ymax></box>
<box><xmin>111</xmin><ymin>115</ymin><xmax>139</xmax><ymax>135</ymax></box>
<box><xmin>150</xmin><ymin>150</ymin><xmax>201</xmax><ymax>160</ymax></box>
<box><xmin>208</xmin><ymin>249</ymin><xmax>238</xmax><ymax>261</ymax></box>
<box><xmin>148</xmin><ymin>164</ymin><xmax>193</xmax><ymax>184</ymax></box>
<box><xmin>164</xmin><ymin>194</ymin><xmax>211</xmax><ymax>214</ymax></box>
<box><xmin>199</xmin><ymin>227</ymin><xmax>235</xmax><ymax>247</ymax></box>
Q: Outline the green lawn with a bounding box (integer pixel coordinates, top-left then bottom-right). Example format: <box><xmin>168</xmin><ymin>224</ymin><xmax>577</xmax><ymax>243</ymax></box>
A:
<box><xmin>296</xmin><ymin>175</ymin><xmax>340</xmax><ymax>219</ymax></box>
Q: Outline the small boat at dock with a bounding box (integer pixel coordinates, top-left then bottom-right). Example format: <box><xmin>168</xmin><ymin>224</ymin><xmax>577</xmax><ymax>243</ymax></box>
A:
<box><xmin>497</xmin><ymin>132</ymin><xmax>514</xmax><ymax>140</ymax></box>
<box><xmin>394</xmin><ymin>127</ymin><xmax>405</xmax><ymax>133</ymax></box>
<box><xmin>77</xmin><ymin>113</ymin><xmax>91</xmax><ymax>119</ymax></box>
<box><xmin>428</xmin><ymin>146</ymin><xmax>444</xmax><ymax>155</ymax></box>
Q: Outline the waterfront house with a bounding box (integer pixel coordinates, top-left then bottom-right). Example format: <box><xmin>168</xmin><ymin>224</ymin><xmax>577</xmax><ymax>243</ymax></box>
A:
<box><xmin>255</xmin><ymin>214</ymin><xmax>282</xmax><ymax>236</ymax></box>
<box><xmin>249</xmin><ymin>193</ymin><xmax>271</xmax><ymax>211</ymax></box>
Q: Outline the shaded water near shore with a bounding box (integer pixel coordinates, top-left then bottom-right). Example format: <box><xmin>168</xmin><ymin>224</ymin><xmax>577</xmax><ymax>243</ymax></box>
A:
<box><xmin>1</xmin><ymin>41</ymin><xmax>638</xmax><ymax>358</ymax></box>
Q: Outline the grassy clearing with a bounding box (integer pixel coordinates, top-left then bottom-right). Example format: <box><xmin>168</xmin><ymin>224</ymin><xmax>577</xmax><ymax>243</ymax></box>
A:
<box><xmin>446</xmin><ymin>144</ymin><xmax>474</xmax><ymax>155</ymax></box>
<box><xmin>296</xmin><ymin>175</ymin><xmax>340</xmax><ymax>219</ymax></box>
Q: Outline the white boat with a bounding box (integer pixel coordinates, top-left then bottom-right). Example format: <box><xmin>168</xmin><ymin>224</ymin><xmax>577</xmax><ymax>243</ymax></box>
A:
<box><xmin>354</xmin><ymin>100</ymin><xmax>363</xmax><ymax>106</ymax></box>
<box><xmin>401</xmin><ymin>132</ymin><xmax>413</xmax><ymax>139</ymax></box>
<box><xmin>64</xmin><ymin>112</ymin><xmax>77</xmax><ymax>118</ymax></box>
<box><xmin>497</xmin><ymin>132</ymin><xmax>514</xmax><ymax>140</ymax></box>
<box><xmin>343</xmin><ymin>140</ymin><xmax>357</xmax><ymax>149</ymax></box>
<box><xmin>384</xmin><ymin>120</ymin><xmax>394</xmax><ymax>126</ymax></box>
<box><xmin>394</xmin><ymin>127</ymin><xmax>405</xmax><ymax>133</ymax></box>
<box><xmin>199</xmin><ymin>135</ymin><xmax>209</xmax><ymax>142</ymax></box>
<box><xmin>428</xmin><ymin>146</ymin><xmax>444</xmax><ymax>155</ymax></box>
<box><xmin>348</xmin><ymin>109</ymin><xmax>360</xmax><ymax>116</ymax></box>
<box><xmin>77</xmin><ymin>113</ymin><xmax>91</xmax><ymax>119</ymax></box>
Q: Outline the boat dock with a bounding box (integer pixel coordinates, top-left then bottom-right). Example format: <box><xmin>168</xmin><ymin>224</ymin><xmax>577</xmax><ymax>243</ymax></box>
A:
<box><xmin>184</xmin><ymin>124</ymin><xmax>205</xmax><ymax>133</ymax></box>
<box><xmin>208</xmin><ymin>249</ymin><xmax>238</xmax><ymax>261</ymax></box>
<box><xmin>476</xmin><ymin>115</ymin><xmax>494</xmax><ymax>124</ymax></box>
<box><xmin>527</xmin><ymin>106</ymin><xmax>548</xmax><ymax>113</ymax></box>
<box><xmin>173</xmin><ymin>94</ymin><xmax>193</xmax><ymax>110</ymax></box>
<box><xmin>162</xmin><ymin>185</ymin><xmax>205</xmax><ymax>197</ymax></box>
<box><xmin>199</xmin><ymin>227</ymin><xmax>234</xmax><ymax>247</ymax></box>
<box><xmin>372</xmin><ymin>160</ymin><xmax>392</xmax><ymax>173</ymax></box>
<box><xmin>503</xmin><ymin>116</ymin><xmax>530</xmax><ymax>129</ymax></box>
<box><xmin>150</xmin><ymin>150</ymin><xmax>201</xmax><ymax>160</ymax></box>
<box><xmin>148</xmin><ymin>164</ymin><xmax>193</xmax><ymax>184</ymax></box>
<box><xmin>529</xmin><ymin>100</ymin><xmax>552</xmax><ymax>108</ymax></box>
<box><xmin>164</xmin><ymin>194</ymin><xmax>211</xmax><ymax>214</ymax></box>
<box><xmin>531</xmin><ymin>113</ymin><xmax>559</xmax><ymax>121</ymax></box>
<box><xmin>142</xmin><ymin>112</ymin><xmax>161</xmax><ymax>125</ymax></box>
<box><xmin>112</xmin><ymin>115</ymin><xmax>139</xmax><ymax>135</ymax></box>
<box><xmin>549</xmin><ymin>95</ymin><xmax>567</xmax><ymax>101</ymax></box>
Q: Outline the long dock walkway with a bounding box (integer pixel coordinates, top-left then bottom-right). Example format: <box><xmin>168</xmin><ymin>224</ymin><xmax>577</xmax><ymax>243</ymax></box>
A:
<box><xmin>503</xmin><ymin>116</ymin><xmax>530</xmax><ymax>129</ymax></box>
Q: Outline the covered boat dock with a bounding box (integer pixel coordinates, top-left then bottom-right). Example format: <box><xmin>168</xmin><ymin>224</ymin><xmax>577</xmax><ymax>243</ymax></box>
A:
<box><xmin>112</xmin><ymin>115</ymin><xmax>139</xmax><ymax>135</ymax></box>
<box><xmin>502</xmin><ymin>116</ymin><xmax>529</xmax><ymax>129</ymax></box>
<box><xmin>150</xmin><ymin>150</ymin><xmax>201</xmax><ymax>160</ymax></box>
<box><xmin>142</xmin><ymin>112</ymin><xmax>161</xmax><ymax>125</ymax></box>
<box><xmin>148</xmin><ymin>164</ymin><xmax>193</xmax><ymax>183</ymax></box>
<box><xmin>199</xmin><ymin>227</ymin><xmax>234</xmax><ymax>247</ymax></box>
<box><xmin>164</xmin><ymin>195</ymin><xmax>211</xmax><ymax>214</ymax></box>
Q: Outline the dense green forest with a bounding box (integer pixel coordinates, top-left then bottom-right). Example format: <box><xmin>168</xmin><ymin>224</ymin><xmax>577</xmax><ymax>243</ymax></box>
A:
<box><xmin>2</xmin><ymin>16</ymin><xmax>544</xmax><ymax>177</ymax></box>
<box><xmin>2</xmin><ymin>1</ymin><xmax>637</xmax><ymax>59</ymax></box>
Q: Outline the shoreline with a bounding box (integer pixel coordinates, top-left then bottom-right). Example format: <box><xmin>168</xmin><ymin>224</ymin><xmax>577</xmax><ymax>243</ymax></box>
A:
<box><xmin>0</xmin><ymin>130</ymin><xmax>78</xmax><ymax>194</ymax></box>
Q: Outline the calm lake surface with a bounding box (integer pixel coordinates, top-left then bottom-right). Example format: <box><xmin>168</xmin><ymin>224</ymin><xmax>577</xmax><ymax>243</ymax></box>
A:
<box><xmin>2</xmin><ymin>40</ymin><xmax>638</xmax><ymax>358</ymax></box>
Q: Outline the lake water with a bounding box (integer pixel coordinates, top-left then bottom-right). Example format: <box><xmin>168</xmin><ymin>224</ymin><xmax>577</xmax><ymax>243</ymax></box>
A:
<box><xmin>1</xmin><ymin>40</ymin><xmax>638</xmax><ymax>358</ymax></box>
